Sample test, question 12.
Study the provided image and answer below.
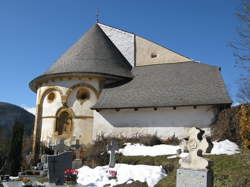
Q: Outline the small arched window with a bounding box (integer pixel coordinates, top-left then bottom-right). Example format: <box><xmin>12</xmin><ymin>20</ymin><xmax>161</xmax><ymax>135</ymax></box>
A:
<box><xmin>76</xmin><ymin>88</ymin><xmax>90</xmax><ymax>104</ymax></box>
<box><xmin>47</xmin><ymin>92</ymin><xmax>56</xmax><ymax>103</ymax></box>
<box><xmin>55</xmin><ymin>110</ymin><xmax>72</xmax><ymax>135</ymax></box>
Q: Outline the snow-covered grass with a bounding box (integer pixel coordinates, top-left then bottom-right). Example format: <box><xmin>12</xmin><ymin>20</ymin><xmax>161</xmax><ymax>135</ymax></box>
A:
<box><xmin>77</xmin><ymin>139</ymin><xmax>241</xmax><ymax>187</ymax></box>
<box><xmin>77</xmin><ymin>164</ymin><xmax>166</xmax><ymax>187</ymax></box>
<box><xmin>118</xmin><ymin>139</ymin><xmax>240</xmax><ymax>157</ymax></box>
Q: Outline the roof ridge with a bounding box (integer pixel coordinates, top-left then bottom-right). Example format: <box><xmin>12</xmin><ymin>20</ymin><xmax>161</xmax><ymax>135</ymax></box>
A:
<box><xmin>98</xmin><ymin>22</ymin><xmax>191</xmax><ymax>61</ymax></box>
<box><xmin>98</xmin><ymin>22</ymin><xmax>135</xmax><ymax>35</ymax></box>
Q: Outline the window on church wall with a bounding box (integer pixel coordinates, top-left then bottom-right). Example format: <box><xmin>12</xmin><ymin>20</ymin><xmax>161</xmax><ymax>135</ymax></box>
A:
<box><xmin>47</xmin><ymin>92</ymin><xmax>56</xmax><ymax>103</ymax></box>
<box><xmin>55</xmin><ymin>110</ymin><xmax>72</xmax><ymax>135</ymax></box>
<box><xmin>76</xmin><ymin>88</ymin><xmax>90</xmax><ymax>104</ymax></box>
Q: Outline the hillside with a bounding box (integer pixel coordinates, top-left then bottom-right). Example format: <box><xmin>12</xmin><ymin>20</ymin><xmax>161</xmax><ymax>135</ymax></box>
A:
<box><xmin>0</xmin><ymin>102</ymin><xmax>34</xmax><ymax>137</ymax></box>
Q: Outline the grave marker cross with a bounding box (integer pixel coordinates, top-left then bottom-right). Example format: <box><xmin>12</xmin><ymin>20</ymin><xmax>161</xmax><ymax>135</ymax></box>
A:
<box><xmin>107</xmin><ymin>140</ymin><xmax>118</xmax><ymax>168</ymax></box>
<box><xmin>71</xmin><ymin>139</ymin><xmax>81</xmax><ymax>159</ymax></box>
<box><xmin>53</xmin><ymin>139</ymin><xmax>67</xmax><ymax>155</ymax></box>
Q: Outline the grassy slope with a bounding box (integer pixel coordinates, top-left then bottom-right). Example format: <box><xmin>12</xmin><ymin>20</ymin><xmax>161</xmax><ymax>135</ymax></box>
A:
<box><xmin>116</xmin><ymin>149</ymin><xmax>250</xmax><ymax>187</ymax></box>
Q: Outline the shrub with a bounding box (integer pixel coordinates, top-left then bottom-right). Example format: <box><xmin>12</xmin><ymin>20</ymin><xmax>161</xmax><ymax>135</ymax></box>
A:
<box><xmin>161</xmin><ymin>135</ymin><xmax>180</xmax><ymax>145</ymax></box>
<box><xmin>239</xmin><ymin>104</ymin><xmax>250</xmax><ymax>149</ymax></box>
<box><xmin>211</xmin><ymin>105</ymin><xmax>242</xmax><ymax>145</ymax></box>
<box><xmin>6</xmin><ymin>121</ymin><xmax>24</xmax><ymax>176</ymax></box>
<box><xmin>83</xmin><ymin>135</ymin><xmax>109</xmax><ymax>167</ymax></box>
<box><xmin>211</xmin><ymin>104</ymin><xmax>250</xmax><ymax>148</ymax></box>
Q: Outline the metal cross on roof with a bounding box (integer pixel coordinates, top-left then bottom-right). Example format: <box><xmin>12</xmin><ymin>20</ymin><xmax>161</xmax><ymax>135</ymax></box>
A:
<box><xmin>96</xmin><ymin>8</ymin><xmax>100</xmax><ymax>23</ymax></box>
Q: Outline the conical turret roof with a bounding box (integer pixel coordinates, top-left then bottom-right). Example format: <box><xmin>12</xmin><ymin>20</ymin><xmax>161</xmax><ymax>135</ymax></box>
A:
<box><xmin>30</xmin><ymin>24</ymin><xmax>133</xmax><ymax>91</ymax></box>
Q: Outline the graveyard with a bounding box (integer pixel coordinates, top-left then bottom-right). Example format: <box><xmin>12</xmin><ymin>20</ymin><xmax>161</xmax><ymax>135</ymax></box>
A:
<box><xmin>1</xmin><ymin>126</ymin><xmax>250</xmax><ymax>187</ymax></box>
<box><xmin>1</xmin><ymin>104</ymin><xmax>250</xmax><ymax>186</ymax></box>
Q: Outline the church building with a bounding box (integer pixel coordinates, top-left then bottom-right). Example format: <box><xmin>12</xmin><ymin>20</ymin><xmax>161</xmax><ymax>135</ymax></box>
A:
<box><xmin>30</xmin><ymin>23</ymin><xmax>232</xmax><ymax>160</ymax></box>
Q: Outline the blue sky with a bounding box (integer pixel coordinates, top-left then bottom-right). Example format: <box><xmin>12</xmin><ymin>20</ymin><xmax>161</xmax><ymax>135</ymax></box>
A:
<box><xmin>0</xmin><ymin>0</ymin><xmax>242</xmax><ymax>111</ymax></box>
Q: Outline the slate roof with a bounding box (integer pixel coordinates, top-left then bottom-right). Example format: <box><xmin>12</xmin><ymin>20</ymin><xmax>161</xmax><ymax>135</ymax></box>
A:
<box><xmin>30</xmin><ymin>24</ymin><xmax>133</xmax><ymax>91</ymax></box>
<box><xmin>92</xmin><ymin>62</ymin><xmax>232</xmax><ymax>109</ymax></box>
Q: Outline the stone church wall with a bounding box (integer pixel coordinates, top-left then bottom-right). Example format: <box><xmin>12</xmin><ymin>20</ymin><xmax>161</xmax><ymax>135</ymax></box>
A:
<box><xmin>93</xmin><ymin>105</ymin><xmax>217</xmax><ymax>140</ymax></box>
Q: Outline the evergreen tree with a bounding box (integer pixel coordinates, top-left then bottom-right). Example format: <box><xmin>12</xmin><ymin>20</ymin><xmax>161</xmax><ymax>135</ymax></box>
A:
<box><xmin>7</xmin><ymin>121</ymin><xmax>24</xmax><ymax>176</ymax></box>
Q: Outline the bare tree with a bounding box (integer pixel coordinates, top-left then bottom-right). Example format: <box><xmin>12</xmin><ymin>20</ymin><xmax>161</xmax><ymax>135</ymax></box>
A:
<box><xmin>237</xmin><ymin>78</ymin><xmax>250</xmax><ymax>103</ymax></box>
<box><xmin>232</xmin><ymin>0</ymin><xmax>250</xmax><ymax>103</ymax></box>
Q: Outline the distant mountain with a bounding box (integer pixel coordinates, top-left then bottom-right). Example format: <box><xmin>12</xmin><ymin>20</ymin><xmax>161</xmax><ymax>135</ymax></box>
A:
<box><xmin>0</xmin><ymin>102</ymin><xmax>35</xmax><ymax>137</ymax></box>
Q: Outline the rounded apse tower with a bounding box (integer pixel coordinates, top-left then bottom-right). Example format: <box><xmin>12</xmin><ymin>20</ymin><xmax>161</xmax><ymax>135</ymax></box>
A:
<box><xmin>30</xmin><ymin>24</ymin><xmax>132</xmax><ymax>161</ymax></box>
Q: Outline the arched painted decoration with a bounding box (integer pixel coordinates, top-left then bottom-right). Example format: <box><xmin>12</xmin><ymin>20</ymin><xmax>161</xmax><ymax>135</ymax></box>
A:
<box><xmin>39</xmin><ymin>86</ymin><xmax>64</xmax><ymax>105</ymax></box>
<box><xmin>54</xmin><ymin>107</ymin><xmax>75</xmax><ymax>136</ymax></box>
<box><xmin>56</xmin><ymin>111</ymin><xmax>72</xmax><ymax>135</ymax></box>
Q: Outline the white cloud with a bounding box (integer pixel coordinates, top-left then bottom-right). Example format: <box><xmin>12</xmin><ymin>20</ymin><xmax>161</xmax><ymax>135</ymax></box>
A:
<box><xmin>232</xmin><ymin>102</ymin><xmax>241</xmax><ymax>107</ymax></box>
<box><xmin>21</xmin><ymin>105</ymin><xmax>36</xmax><ymax>115</ymax></box>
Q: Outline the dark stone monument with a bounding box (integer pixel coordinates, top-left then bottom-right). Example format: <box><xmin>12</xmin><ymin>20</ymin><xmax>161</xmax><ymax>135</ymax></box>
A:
<box><xmin>40</xmin><ymin>154</ymin><xmax>48</xmax><ymax>170</ymax></box>
<box><xmin>107</xmin><ymin>140</ymin><xmax>118</xmax><ymax>168</ymax></box>
<box><xmin>47</xmin><ymin>152</ymin><xmax>73</xmax><ymax>185</ymax></box>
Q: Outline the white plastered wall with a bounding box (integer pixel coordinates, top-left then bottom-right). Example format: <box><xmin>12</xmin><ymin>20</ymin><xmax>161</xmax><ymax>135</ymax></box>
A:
<box><xmin>93</xmin><ymin>105</ymin><xmax>217</xmax><ymax>140</ymax></box>
<box><xmin>136</xmin><ymin>36</ymin><xmax>191</xmax><ymax>66</ymax></box>
<box><xmin>37</xmin><ymin>77</ymin><xmax>99</xmax><ymax>146</ymax></box>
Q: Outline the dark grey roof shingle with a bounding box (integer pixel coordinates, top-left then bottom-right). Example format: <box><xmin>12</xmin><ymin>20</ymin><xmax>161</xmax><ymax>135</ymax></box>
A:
<box><xmin>30</xmin><ymin>24</ymin><xmax>133</xmax><ymax>91</ymax></box>
<box><xmin>44</xmin><ymin>24</ymin><xmax>132</xmax><ymax>77</ymax></box>
<box><xmin>45</xmin><ymin>24</ymin><xmax>132</xmax><ymax>77</ymax></box>
<box><xmin>92</xmin><ymin>62</ymin><xmax>232</xmax><ymax>109</ymax></box>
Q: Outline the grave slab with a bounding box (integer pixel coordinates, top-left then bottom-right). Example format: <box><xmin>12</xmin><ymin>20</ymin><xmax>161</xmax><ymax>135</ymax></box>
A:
<box><xmin>176</xmin><ymin>168</ymin><xmax>213</xmax><ymax>187</ymax></box>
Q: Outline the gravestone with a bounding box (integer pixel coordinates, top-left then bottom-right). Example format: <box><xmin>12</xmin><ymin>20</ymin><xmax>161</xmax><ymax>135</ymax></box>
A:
<box><xmin>25</xmin><ymin>152</ymin><xmax>32</xmax><ymax>167</ymax></box>
<box><xmin>41</xmin><ymin>154</ymin><xmax>48</xmax><ymax>170</ymax></box>
<box><xmin>176</xmin><ymin>127</ymin><xmax>213</xmax><ymax>187</ymax></box>
<box><xmin>47</xmin><ymin>151</ymin><xmax>73</xmax><ymax>185</ymax></box>
<box><xmin>71</xmin><ymin>139</ymin><xmax>82</xmax><ymax>169</ymax></box>
<box><xmin>107</xmin><ymin>140</ymin><xmax>118</xmax><ymax>168</ymax></box>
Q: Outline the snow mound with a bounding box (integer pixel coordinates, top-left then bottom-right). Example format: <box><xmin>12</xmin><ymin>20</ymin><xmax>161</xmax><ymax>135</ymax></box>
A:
<box><xmin>209</xmin><ymin>139</ymin><xmax>240</xmax><ymax>155</ymax></box>
<box><xmin>119</xmin><ymin>140</ymin><xmax>240</xmax><ymax>157</ymax></box>
<box><xmin>119</xmin><ymin>143</ymin><xmax>180</xmax><ymax>156</ymax></box>
<box><xmin>77</xmin><ymin>164</ymin><xmax>166</xmax><ymax>187</ymax></box>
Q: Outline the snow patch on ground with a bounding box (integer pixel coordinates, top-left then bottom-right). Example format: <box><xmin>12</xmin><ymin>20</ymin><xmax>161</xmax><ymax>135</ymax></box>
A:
<box><xmin>77</xmin><ymin>164</ymin><xmax>166</xmax><ymax>187</ymax></box>
<box><xmin>209</xmin><ymin>139</ymin><xmax>240</xmax><ymax>155</ymax></box>
<box><xmin>119</xmin><ymin>140</ymin><xmax>240</xmax><ymax>157</ymax></box>
<box><xmin>119</xmin><ymin>143</ymin><xmax>180</xmax><ymax>156</ymax></box>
